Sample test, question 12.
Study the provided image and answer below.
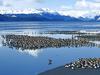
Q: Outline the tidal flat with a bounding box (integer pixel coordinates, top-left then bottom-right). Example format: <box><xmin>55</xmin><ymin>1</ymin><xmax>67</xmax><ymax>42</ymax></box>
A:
<box><xmin>0</xmin><ymin>22</ymin><xmax>100</xmax><ymax>75</ymax></box>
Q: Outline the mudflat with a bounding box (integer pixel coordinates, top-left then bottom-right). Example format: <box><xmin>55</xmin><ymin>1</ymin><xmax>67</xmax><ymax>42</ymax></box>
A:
<box><xmin>39</xmin><ymin>66</ymin><xmax>100</xmax><ymax>75</ymax></box>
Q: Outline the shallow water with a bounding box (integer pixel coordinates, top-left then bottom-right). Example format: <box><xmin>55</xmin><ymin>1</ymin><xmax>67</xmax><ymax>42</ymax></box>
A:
<box><xmin>0</xmin><ymin>22</ymin><xmax>100</xmax><ymax>75</ymax></box>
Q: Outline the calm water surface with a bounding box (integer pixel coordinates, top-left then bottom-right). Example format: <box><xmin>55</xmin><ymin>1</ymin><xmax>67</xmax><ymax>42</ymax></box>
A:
<box><xmin>0</xmin><ymin>22</ymin><xmax>100</xmax><ymax>75</ymax></box>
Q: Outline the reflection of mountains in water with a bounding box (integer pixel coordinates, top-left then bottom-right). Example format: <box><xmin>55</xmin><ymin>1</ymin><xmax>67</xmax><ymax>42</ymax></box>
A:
<box><xmin>18</xmin><ymin>49</ymin><xmax>42</xmax><ymax>57</ymax></box>
<box><xmin>1</xmin><ymin>33</ymin><xmax>98</xmax><ymax>50</ymax></box>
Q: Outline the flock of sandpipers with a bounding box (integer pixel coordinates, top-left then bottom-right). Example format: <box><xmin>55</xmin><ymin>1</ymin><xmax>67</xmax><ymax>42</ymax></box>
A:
<box><xmin>1</xmin><ymin>34</ymin><xmax>96</xmax><ymax>50</ymax></box>
<box><xmin>65</xmin><ymin>58</ymin><xmax>100</xmax><ymax>69</ymax></box>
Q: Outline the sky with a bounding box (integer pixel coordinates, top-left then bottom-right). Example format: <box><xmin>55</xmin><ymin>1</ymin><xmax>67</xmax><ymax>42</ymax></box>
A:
<box><xmin>0</xmin><ymin>0</ymin><xmax>100</xmax><ymax>10</ymax></box>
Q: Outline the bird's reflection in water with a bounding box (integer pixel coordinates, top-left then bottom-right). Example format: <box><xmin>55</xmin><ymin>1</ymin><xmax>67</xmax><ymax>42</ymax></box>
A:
<box><xmin>48</xmin><ymin>59</ymin><xmax>52</xmax><ymax>65</ymax></box>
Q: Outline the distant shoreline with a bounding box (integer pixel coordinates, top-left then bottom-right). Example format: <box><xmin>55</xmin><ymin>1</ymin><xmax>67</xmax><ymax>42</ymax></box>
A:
<box><xmin>0</xmin><ymin>21</ymin><xmax>100</xmax><ymax>22</ymax></box>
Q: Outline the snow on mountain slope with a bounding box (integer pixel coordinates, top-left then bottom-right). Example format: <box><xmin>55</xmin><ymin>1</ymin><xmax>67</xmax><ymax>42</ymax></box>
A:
<box><xmin>97</xmin><ymin>17</ymin><xmax>100</xmax><ymax>21</ymax></box>
<box><xmin>0</xmin><ymin>8</ymin><xmax>56</xmax><ymax>14</ymax></box>
<box><xmin>57</xmin><ymin>9</ymin><xmax>100</xmax><ymax>19</ymax></box>
<box><xmin>0</xmin><ymin>8</ymin><xmax>42</xmax><ymax>14</ymax></box>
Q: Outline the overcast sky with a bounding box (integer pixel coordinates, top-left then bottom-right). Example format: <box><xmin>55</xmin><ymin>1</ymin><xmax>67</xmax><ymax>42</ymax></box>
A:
<box><xmin>0</xmin><ymin>0</ymin><xmax>100</xmax><ymax>11</ymax></box>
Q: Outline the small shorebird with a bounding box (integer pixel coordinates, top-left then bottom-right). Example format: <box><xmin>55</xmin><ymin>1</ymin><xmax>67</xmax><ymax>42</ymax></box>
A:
<box><xmin>48</xmin><ymin>59</ymin><xmax>52</xmax><ymax>65</ymax></box>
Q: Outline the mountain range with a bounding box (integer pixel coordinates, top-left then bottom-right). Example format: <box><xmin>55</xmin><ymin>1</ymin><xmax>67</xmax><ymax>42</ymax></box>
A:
<box><xmin>0</xmin><ymin>8</ymin><xmax>100</xmax><ymax>22</ymax></box>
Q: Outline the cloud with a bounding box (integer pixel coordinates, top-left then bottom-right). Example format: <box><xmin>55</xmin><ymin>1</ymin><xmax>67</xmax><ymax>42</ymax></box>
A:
<box><xmin>15</xmin><ymin>0</ymin><xmax>44</xmax><ymax>3</ymax></box>
<box><xmin>94</xmin><ymin>0</ymin><xmax>100</xmax><ymax>2</ymax></box>
<box><xmin>60</xmin><ymin>5</ymin><xmax>72</xmax><ymax>10</ymax></box>
<box><xmin>0</xmin><ymin>0</ymin><xmax>45</xmax><ymax>8</ymax></box>
<box><xmin>0</xmin><ymin>0</ymin><xmax>3</xmax><ymax>6</ymax></box>
<box><xmin>75</xmin><ymin>0</ymin><xmax>100</xmax><ymax>10</ymax></box>
<box><xmin>34</xmin><ymin>0</ymin><xmax>44</xmax><ymax>3</ymax></box>
<box><xmin>59</xmin><ymin>0</ymin><xmax>100</xmax><ymax>18</ymax></box>
<box><xmin>0</xmin><ymin>0</ymin><xmax>13</xmax><ymax>7</ymax></box>
<box><xmin>60</xmin><ymin>0</ymin><xmax>100</xmax><ymax>11</ymax></box>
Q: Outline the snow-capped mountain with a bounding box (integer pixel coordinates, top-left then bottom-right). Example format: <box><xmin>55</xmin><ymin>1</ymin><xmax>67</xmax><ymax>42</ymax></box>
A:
<box><xmin>0</xmin><ymin>8</ymin><xmax>56</xmax><ymax>14</ymax></box>
<box><xmin>0</xmin><ymin>8</ymin><xmax>100</xmax><ymax>22</ymax></box>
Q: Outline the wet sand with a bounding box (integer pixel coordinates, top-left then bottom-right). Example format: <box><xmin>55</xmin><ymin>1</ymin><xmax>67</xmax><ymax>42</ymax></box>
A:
<box><xmin>39</xmin><ymin>58</ymin><xmax>100</xmax><ymax>75</ymax></box>
<box><xmin>39</xmin><ymin>66</ymin><xmax>100</xmax><ymax>75</ymax></box>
